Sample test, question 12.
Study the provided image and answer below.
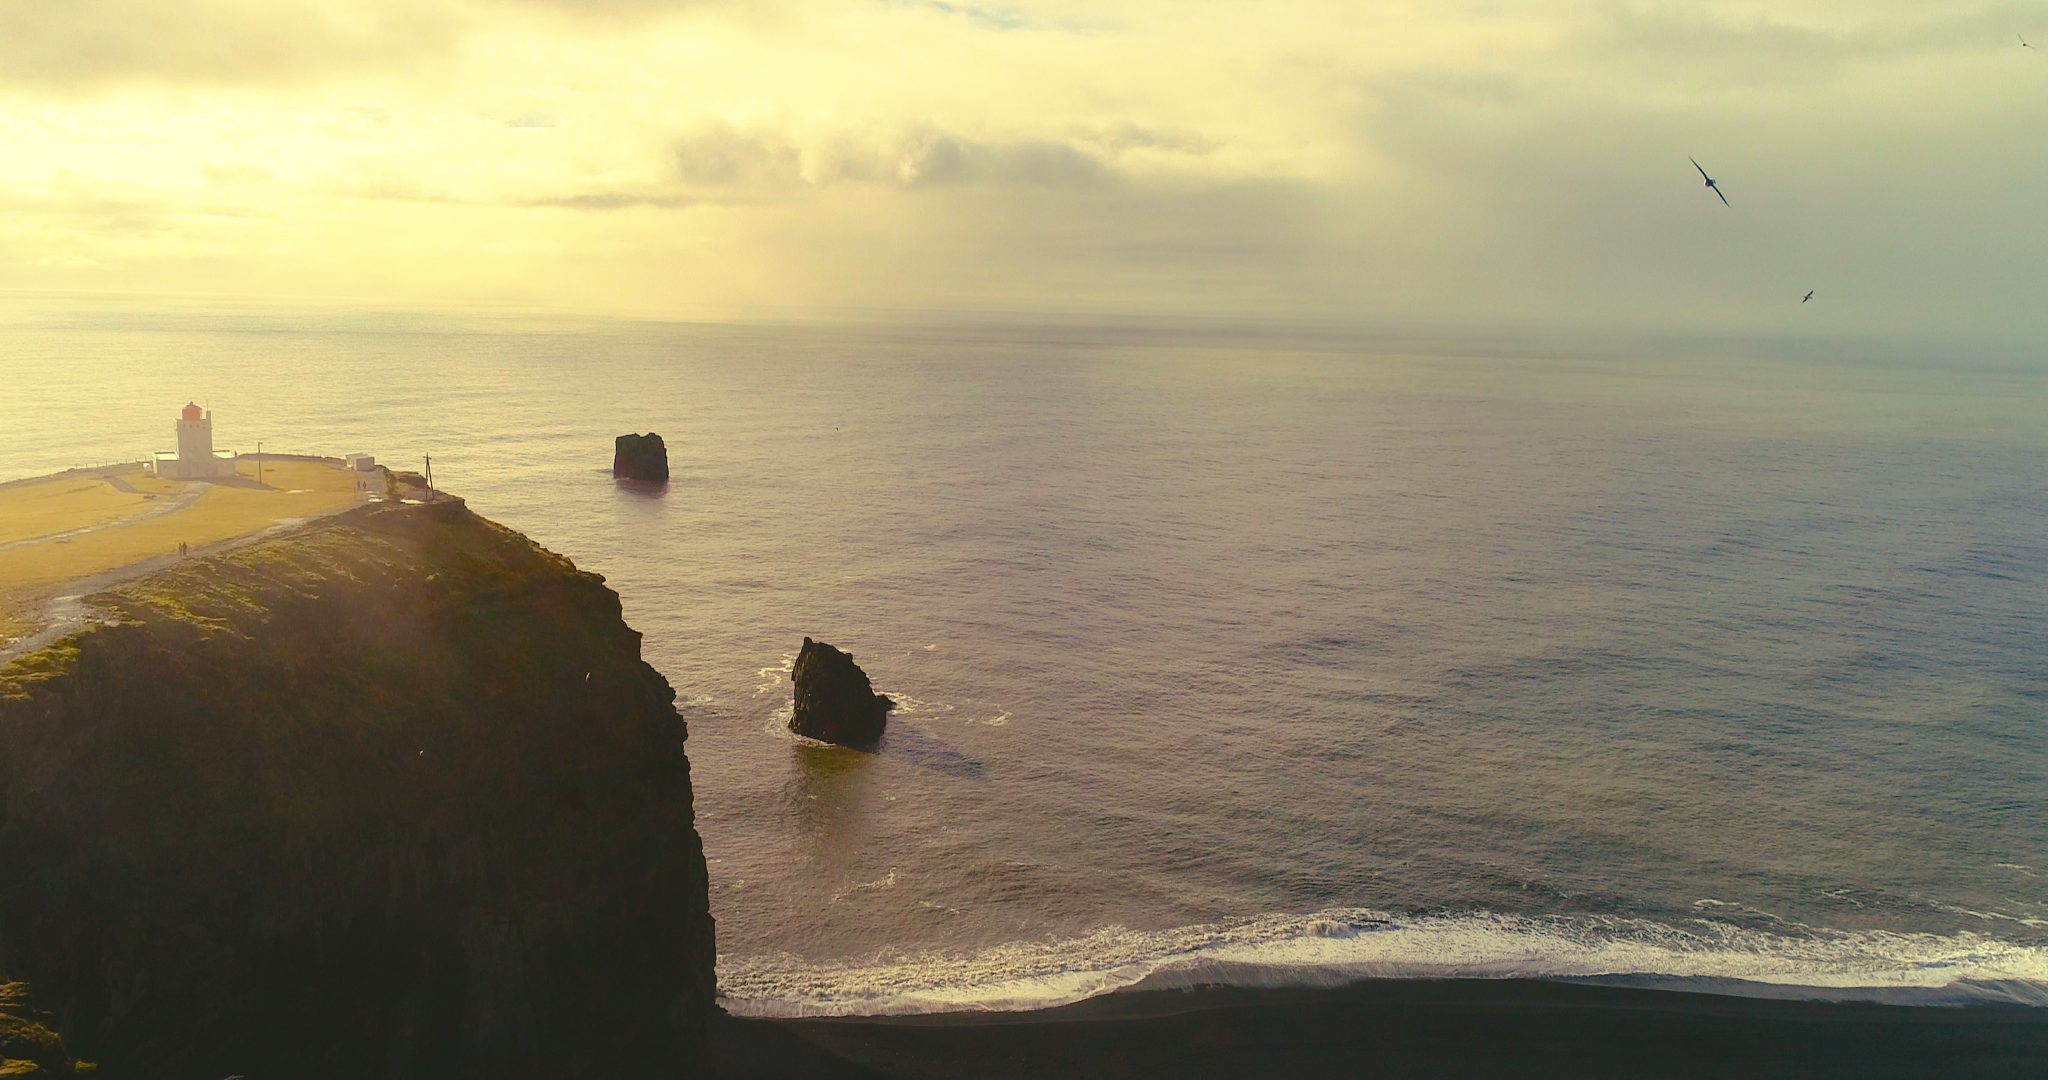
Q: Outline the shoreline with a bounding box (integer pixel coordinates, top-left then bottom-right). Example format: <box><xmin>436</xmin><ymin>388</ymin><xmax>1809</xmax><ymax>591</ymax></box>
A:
<box><xmin>719</xmin><ymin>977</ymin><xmax>2048</xmax><ymax>1079</ymax></box>
<box><xmin>713</xmin><ymin>905</ymin><xmax>2048</xmax><ymax>1023</ymax></box>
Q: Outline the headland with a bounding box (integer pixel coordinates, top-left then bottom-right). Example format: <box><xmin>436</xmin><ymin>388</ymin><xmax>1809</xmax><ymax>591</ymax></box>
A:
<box><xmin>0</xmin><ymin>457</ymin><xmax>408</xmax><ymax>657</ymax></box>
<box><xmin>0</xmin><ymin>488</ymin><xmax>715</xmax><ymax>1078</ymax></box>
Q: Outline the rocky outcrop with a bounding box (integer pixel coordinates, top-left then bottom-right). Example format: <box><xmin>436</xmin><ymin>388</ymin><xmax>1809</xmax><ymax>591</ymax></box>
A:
<box><xmin>613</xmin><ymin>433</ymin><xmax>669</xmax><ymax>482</ymax></box>
<box><xmin>788</xmin><ymin>637</ymin><xmax>893</xmax><ymax>747</ymax></box>
<box><xmin>0</xmin><ymin>500</ymin><xmax>716</xmax><ymax>1079</ymax></box>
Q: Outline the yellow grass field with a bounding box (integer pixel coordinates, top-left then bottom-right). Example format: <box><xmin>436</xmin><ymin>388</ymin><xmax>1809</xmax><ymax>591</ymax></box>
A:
<box><xmin>1</xmin><ymin>459</ymin><xmax>362</xmax><ymax>642</ymax></box>
<box><xmin>0</xmin><ymin>466</ymin><xmax>183</xmax><ymax>545</ymax></box>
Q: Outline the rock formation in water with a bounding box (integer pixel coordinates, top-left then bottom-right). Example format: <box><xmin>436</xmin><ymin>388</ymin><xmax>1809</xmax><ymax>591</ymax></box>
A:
<box><xmin>0</xmin><ymin>499</ymin><xmax>716</xmax><ymax>1079</ymax></box>
<box><xmin>613</xmin><ymin>432</ymin><xmax>670</xmax><ymax>482</ymax></box>
<box><xmin>788</xmin><ymin>637</ymin><xmax>894</xmax><ymax>746</ymax></box>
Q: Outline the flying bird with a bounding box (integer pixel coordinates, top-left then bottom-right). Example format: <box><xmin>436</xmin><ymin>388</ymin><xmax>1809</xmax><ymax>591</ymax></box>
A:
<box><xmin>2023</xmin><ymin>33</ymin><xmax>2033</xmax><ymax>49</ymax></box>
<box><xmin>1690</xmin><ymin>157</ymin><xmax>1728</xmax><ymax>206</ymax></box>
<box><xmin>1802</xmin><ymin>291</ymin><xmax>1813</xmax><ymax>303</ymax></box>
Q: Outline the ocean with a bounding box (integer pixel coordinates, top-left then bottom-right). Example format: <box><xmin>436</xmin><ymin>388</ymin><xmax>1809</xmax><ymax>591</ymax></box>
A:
<box><xmin>4</xmin><ymin>310</ymin><xmax>2044</xmax><ymax>1015</ymax></box>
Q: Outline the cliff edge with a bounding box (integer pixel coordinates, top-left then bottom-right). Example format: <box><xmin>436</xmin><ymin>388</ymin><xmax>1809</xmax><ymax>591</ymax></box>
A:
<box><xmin>0</xmin><ymin>499</ymin><xmax>716</xmax><ymax>1079</ymax></box>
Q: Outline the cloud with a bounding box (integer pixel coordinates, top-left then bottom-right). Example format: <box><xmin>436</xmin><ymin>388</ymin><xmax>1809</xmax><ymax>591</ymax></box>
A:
<box><xmin>0</xmin><ymin>168</ymin><xmax>282</xmax><ymax>279</ymax></box>
<box><xmin>714</xmin><ymin>178</ymin><xmax>1345</xmax><ymax>318</ymax></box>
<box><xmin>1579</xmin><ymin>3</ymin><xmax>2037</xmax><ymax>86</ymax></box>
<box><xmin>901</xmin><ymin>2</ymin><xmax>1033</xmax><ymax>32</ymax></box>
<box><xmin>197</xmin><ymin>162</ymin><xmax>277</xmax><ymax>188</ymax></box>
<box><xmin>672</xmin><ymin>122</ymin><xmax>1118</xmax><ymax>191</ymax></box>
<box><xmin>1073</xmin><ymin>121</ymin><xmax>1218</xmax><ymax>157</ymax></box>
<box><xmin>0</xmin><ymin>0</ymin><xmax>457</xmax><ymax>91</ymax></box>
<box><xmin>0</xmin><ymin>0</ymin><xmax>749</xmax><ymax>95</ymax></box>
<box><xmin>898</xmin><ymin>134</ymin><xmax>1113</xmax><ymax>187</ymax></box>
<box><xmin>1334</xmin><ymin>9</ymin><xmax>2048</xmax><ymax>336</ymax></box>
<box><xmin>520</xmin><ymin>192</ymin><xmax>698</xmax><ymax>210</ymax></box>
<box><xmin>884</xmin><ymin>132</ymin><xmax>1114</xmax><ymax>189</ymax></box>
<box><xmin>674</xmin><ymin>125</ymin><xmax>808</xmax><ymax>188</ymax></box>
<box><xmin>488</xmin><ymin>0</ymin><xmax>724</xmax><ymax>16</ymax></box>
<box><xmin>24</xmin><ymin>169</ymin><xmax>177</xmax><ymax>218</ymax></box>
<box><xmin>1592</xmin><ymin>5</ymin><xmax>1847</xmax><ymax>70</ymax></box>
<box><xmin>1</xmin><ymin>0</ymin><xmax>2043</xmax><ymax>334</ymax></box>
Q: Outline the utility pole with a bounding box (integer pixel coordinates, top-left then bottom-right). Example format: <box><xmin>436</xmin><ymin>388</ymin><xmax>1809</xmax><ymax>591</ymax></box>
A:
<box><xmin>424</xmin><ymin>453</ymin><xmax>434</xmax><ymax>501</ymax></box>
<box><xmin>256</xmin><ymin>441</ymin><xmax>264</xmax><ymax>488</ymax></box>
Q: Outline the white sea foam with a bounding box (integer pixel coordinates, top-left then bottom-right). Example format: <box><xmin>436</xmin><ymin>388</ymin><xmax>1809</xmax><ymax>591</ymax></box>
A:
<box><xmin>878</xmin><ymin>690</ymin><xmax>1011</xmax><ymax>727</ymax></box>
<box><xmin>751</xmin><ymin>653</ymin><xmax>796</xmax><ymax>698</ymax></box>
<box><xmin>715</xmin><ymin>908</ymin><xmax>2048</xmax><ymax>1017</ymax></box>
<box><xmin>831</xmin><ymin>870</ymin><xmax>899</xmax><ymax>903</ymax></box>
<box><xmin>882</xmin><ymin>692</ymin><xmax>953</xmax><ymax>717</ymax></box>
<box><xmin>763</xmin><ymin>708</ymin><xmax>826</xmax><ymax>746</ymax></box>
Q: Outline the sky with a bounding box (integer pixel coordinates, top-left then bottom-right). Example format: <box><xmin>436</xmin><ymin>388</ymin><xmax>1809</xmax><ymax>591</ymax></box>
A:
<box><xmin>2</xmin><ymin>0</ymin><xmax>2046</xmax><ymax>338</ymax></box>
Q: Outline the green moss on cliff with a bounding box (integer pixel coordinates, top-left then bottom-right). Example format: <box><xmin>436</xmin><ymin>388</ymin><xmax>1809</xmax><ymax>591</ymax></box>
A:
<box><xmin>0</xmin><ymin>646</ymin><xmax>77</xmax><ymax>700</ymax></box>
<box><xmin>0</xmin><ymin>983</ymin><xmax>92</xmax><ymax>1075</ymax></box>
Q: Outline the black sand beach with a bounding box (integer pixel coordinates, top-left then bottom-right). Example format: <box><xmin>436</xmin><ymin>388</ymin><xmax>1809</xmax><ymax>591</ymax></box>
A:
<box><xmin>718</xmin><ymin>980</ymin><xmax>2048</xmax><ymax>1079</ymax></box>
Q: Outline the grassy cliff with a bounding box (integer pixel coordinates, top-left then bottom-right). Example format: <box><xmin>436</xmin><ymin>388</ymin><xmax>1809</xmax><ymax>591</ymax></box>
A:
<box><xmin>0</xmin><ymin>499</ymin><xmax>716</xmax><ymax>1079</ymax></box>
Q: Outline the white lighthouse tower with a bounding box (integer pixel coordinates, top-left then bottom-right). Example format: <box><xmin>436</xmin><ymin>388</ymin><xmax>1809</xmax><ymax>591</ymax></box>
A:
<box><xmin>152</xmin><ymin>402</ymin><xmax>235</xmax><ymax>479</ymax></box>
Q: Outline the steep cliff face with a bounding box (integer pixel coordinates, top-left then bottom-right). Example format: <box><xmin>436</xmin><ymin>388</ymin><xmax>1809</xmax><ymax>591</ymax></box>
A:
<box><xmin>0</xmin><ymin>500</ymin><xmax>716</xmax><ymax>1079</ymax></box>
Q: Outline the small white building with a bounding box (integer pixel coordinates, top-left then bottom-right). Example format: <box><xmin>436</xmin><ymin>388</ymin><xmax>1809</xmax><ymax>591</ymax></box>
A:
<box><xmin>150</xmin><ymin>402</ymin><xmax>238</xmax><ymax>479</ymax></box>
<box><xmin>344</xmin><ymin>453</ymin><xmax>377</xmax><ymax>471</ymax></box>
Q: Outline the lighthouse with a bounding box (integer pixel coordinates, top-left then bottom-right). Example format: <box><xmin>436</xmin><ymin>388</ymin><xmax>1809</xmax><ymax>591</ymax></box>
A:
<box><xmin>152</xmin><ymin>402</ymin><xmax>236</xmax><ymax>479</ymax></box>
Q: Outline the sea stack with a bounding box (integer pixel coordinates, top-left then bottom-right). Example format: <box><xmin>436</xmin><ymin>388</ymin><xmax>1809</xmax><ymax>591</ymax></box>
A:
<box><xmin>613</xmin><ymin>432</ymin><xmax>669</xmax><ymax>481</ymax></box>
<box><xmin>789</xmin><ymin>637</ymin><xmax>894</xmax><ymax>747</ymax></box>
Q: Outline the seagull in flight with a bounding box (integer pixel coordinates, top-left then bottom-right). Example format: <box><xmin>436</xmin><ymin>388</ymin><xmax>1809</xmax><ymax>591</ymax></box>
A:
<box><xmin>1802</xmin><ymin>291</ymin><xmax>1813</xmax><ymax>303</ymax></box>
<box><xmin>1691</xmin><ymin>158</ymin><xmax>1729</xmax><ymax>206</ymax></box>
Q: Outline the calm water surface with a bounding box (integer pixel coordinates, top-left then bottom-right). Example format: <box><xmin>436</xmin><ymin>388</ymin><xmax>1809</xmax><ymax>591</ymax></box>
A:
<box><xmin>4</xmin><ymin>313</ymin><xmax>2044</xmax><ymax>1011</ymax></box>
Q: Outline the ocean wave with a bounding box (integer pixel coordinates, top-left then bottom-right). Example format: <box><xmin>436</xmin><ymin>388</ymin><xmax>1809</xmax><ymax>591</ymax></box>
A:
<box><xmin>715</xmin><ymin>908</ymin><xmax>2048</xmax><ymax>1017</ymax></box>
<box><xmin>751</xmin><ymin>653</ymin><xmax>796</xmax><ymax>698</ymax></box>
<box><xmin>878</xmin><ymin>692</ymin><xmax>953</xmax><ymax>717</ymax></box>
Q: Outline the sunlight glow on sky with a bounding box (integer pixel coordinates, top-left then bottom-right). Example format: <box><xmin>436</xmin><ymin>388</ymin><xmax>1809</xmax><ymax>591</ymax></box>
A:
<box><xmin>3</xmin><ymin>0</ymin><xmax>2045</xmax><ymax>335</ymax></box>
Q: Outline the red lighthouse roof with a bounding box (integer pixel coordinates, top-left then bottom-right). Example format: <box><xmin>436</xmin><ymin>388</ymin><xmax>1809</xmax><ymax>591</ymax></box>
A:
<box><xmin>182</xmin><ymin>402</ymin><xmax>203</xmax><ymax>421</ymax></box>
